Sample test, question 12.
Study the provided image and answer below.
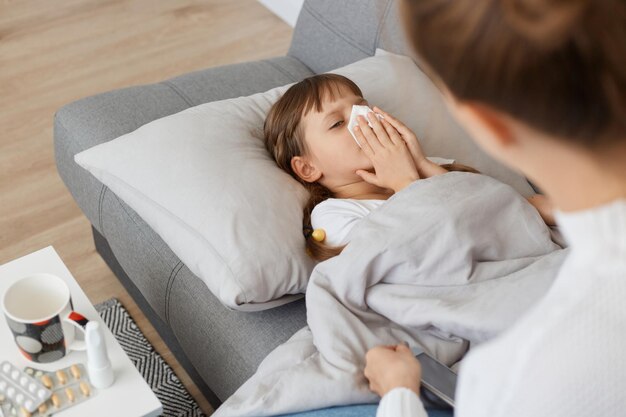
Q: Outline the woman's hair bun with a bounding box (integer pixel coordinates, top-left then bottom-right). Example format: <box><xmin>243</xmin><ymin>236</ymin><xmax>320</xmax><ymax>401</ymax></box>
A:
<box><xmin>502</xmin><ymin>0</ymin><xmax>590</xmax><ymax>48</ymax></box>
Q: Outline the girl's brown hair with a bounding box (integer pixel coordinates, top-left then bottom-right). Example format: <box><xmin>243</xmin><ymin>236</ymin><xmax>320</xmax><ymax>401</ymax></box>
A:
<box><xmin>399</xmin><ymin>0</ymin><xmax>626</xmax><ymax>146</ymax></box>
<box><xmin>264</xmin><ymin>74</ymin><xmax>360</xmax><ymax>261</ymax></box>
<box><xmin>264</xmin><ymin>73</ymin><xmax>479</xmax><ymax>261</ymax></box>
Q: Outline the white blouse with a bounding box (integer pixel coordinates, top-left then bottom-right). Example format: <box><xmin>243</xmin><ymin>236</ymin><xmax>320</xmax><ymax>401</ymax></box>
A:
<box><xmin>377</xmin><ymin>198</ymin><xmax>626</xmax><ymax>417</ymax></box>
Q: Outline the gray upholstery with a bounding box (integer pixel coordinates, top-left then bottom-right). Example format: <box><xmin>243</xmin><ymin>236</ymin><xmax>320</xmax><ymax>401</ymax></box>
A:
<box><xmin>289</xmin><ymin>0</ymin><xmax>424</xmax><ymax>73</ymax></box>
<box><xmin>54</xmin><ymin>0</ymin><xmax>413</xmax><ymax>406</ymax></box>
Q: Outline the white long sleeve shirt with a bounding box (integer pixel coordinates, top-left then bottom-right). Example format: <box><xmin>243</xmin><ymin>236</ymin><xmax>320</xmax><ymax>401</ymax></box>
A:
<box><xmin>377</xmin><ymin>198</ymin><xmax>626</xmax><ymax>417</ymax></box>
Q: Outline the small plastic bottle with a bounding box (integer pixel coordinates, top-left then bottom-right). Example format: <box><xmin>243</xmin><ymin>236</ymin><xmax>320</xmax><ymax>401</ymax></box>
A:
<box><xmin>85</xmin><ymin>322</ymin><xmax>114</xmax><ymax>389</ymax></box>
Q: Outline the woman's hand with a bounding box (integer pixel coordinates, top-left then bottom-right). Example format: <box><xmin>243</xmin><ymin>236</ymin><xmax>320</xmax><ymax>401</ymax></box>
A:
<box><xmin>353</xmin><ymin>111</ymin><xmax>420</xmax><ymax>193</ymax></box>
<box><xmin>364</xmin><ymin>344</ymin><xmax>422</xmax><ymax>397</ymax></box>
<box><xmin>371</xmin><ymin>106</ymin><xmax>448</xmax><ymax>178</ymax></box>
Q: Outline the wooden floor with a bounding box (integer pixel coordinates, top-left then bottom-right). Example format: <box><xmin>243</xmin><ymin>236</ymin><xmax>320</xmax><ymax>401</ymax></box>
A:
<box><xmin>0</xmin><ymin>1</ymin><xmax>294</xmax><ymax>414</ymax></box>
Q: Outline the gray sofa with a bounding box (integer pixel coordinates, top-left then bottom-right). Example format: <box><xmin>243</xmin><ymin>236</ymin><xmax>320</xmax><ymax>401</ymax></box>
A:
<box><xmin>54</xmin><ymin>0</ymin><xmax>419</xmax><ymax>409</ymax></box>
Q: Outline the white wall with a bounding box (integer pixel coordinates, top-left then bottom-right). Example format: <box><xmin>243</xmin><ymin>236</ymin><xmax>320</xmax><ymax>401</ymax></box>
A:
<box><xmin>257</xmin><ymin>0</ymin><xmax>305</xmax><ymax>27</ymax></box>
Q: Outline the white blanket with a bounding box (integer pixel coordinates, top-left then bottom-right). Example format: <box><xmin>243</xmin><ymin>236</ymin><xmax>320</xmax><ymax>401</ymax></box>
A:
<box><xmin>214</xmin><ymin>172</ymin><xmax>569</xmax><ymax>416</ymax></box>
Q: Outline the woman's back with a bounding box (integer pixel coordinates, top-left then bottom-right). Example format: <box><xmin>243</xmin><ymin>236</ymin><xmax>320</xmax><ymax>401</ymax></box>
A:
<box><xmin>456</xmin><ymin>199</ymin><xmax>626</xmax><ymax>417</ymax></box>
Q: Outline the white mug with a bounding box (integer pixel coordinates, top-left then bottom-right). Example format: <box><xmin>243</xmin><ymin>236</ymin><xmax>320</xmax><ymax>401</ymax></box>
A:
<box><xmin>2</xmin><ymin>273</ymin><xmax>90</xmax><ymax>363</ymax></box>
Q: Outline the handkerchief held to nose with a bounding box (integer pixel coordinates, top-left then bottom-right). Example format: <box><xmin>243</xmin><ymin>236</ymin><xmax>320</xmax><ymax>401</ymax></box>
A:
<box><xmin>348</xmin><ymin>105</ymin><xmax>384</xmax><ymax>147</ymax></box>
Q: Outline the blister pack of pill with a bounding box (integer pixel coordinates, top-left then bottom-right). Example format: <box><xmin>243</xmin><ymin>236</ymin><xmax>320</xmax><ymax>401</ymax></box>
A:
<box><xmin>22</xmin><ymin>364</ymin><xmax>96</xmax><ymax>417</ymax></box>
<box><xmin>0</xmin><ymin>395</ymin><xmax>11</xmax><ymax>417</ymax></box>
<box><xmin>0</xmin><ymin>361</ymin><xmax>51</xmax><ymax>415</ymax></box>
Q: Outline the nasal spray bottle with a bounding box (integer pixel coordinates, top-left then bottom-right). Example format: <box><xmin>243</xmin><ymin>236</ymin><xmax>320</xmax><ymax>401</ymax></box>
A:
<box><xmin>86</xmin><ymin>321</ymin><xmax>114</xmax><ymax>389</ymax></box>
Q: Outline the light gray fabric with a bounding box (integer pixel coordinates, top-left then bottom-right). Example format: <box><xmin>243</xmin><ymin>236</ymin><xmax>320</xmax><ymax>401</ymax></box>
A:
<box><xmin>55</xmin><ymin>56</ymin><xmax>314</xmax><ymax>237</ymax></box>
<box><xmin>288</xmin><ymin>0</ymin><xmax>379</xmax><ymax>72</ymax></box>
<box><xmin>168</xmin><ymin>267</ymin><xmax>307</xmax><ymax>400</ymax></box>
<box><xmin>165</xmin><ymin>56</ymin><xmax>315</xmax><ymax>106</ymax></box>
<box><xmin>54</xmin><ymin>84</ymin><xmax>190</xmax><ymax>234</ymax></box>
<box><xmin>289</xmin><ymin>0</ymin><xmax>425</xmax><ymax>74</ymax></box>
<box><xmin>214</xmin><ymin>173</ymin><xmax>569</xmax><ymax>416</ymax></box>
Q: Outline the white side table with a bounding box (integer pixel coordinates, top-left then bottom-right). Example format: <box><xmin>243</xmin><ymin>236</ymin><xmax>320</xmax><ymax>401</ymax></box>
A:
<box><xmin>0</xmin><ymin>246</ymin><xmax>162</xmax><ymax>417</ymax></box>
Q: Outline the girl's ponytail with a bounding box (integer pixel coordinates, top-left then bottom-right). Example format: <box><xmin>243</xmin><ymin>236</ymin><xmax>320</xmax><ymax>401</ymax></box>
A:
<box><xmin>301</xmin><ymin>183</ymin><xmax>346</xmax><ymax>261</ymax></box>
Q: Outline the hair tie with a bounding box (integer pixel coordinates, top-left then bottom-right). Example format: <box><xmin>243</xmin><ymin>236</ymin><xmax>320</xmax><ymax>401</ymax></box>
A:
<box><xmin>303</xmin><ymin>226</ymin><xmax>326</xmax><ymax>242</ymax></box>
<box><xmin>311</xmin><ymin>229</ymin><xmax>326</xmax><ymax>242</ymax></box>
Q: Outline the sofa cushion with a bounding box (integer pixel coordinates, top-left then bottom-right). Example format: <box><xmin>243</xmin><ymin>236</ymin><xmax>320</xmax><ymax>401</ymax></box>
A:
<box><xmin>74</xmin><ymin>49</ymin><xmax>534</xmax><ymax>311</ymax></box>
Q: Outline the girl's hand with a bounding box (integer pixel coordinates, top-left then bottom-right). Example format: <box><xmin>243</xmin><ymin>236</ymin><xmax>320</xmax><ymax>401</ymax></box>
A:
<box><xmin>371</xmin><ymin>106</ymin><xmax>428</xmax><ymax>168</ymax></box>
<box><xmin>364</xmin><ymin>344</ymin><xmax>422</xmax><ymax>397</ymax></box>
<box><xmin>371</xmin><ymin>106</ymin><xmax>447</xmax><ymax>178</ymax></box>
<box><xmin>353</xmin><ymin>112</ymin><xmax>420</xmax><ymax>193</ymax></box>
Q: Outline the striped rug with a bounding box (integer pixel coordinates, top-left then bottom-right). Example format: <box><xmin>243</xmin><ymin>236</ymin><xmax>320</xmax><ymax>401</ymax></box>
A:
<box><xmin>95</xmin><ymin>298</ymin><xmax>205</xmax><ymax>417</ymax></box>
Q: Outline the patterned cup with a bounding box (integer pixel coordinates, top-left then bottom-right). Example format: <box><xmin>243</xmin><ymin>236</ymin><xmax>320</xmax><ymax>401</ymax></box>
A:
<box><xmin>2</xmin><ymin>273</ymin><xmax>89</xmax><ymax>363</ymax></box>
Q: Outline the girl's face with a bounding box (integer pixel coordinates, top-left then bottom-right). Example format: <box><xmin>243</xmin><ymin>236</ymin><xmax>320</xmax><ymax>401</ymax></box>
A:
<box><xmin>297</xmin><ymin>85</ymin><xmax>374</xmax><ymax>190</ymax></box>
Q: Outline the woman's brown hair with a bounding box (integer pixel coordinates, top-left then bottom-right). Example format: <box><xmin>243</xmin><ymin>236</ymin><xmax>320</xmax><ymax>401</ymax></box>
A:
<box><xmin>400</xmin><ymin>0</ymin><xmax>626</xmax><ymax>146</ymax></box>
<box><xmin>264</xmin><ymin>73</ymin><xmax>479</xmax><ymax>261</ymax></box>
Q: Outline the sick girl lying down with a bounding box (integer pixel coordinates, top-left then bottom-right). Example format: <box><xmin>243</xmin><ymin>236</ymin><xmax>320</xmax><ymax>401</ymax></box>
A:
<box><xmin>263</xmin><ymin>73</ymin><xmax>555</xmax><ymax>261</ymax></box>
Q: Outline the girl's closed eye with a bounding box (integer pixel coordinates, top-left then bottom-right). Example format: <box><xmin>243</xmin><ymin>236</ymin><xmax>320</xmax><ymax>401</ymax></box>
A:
<box><xmin>330</xmin><ymin>120</ymin><xmax>344</xmax><ymax>129</ymax></box>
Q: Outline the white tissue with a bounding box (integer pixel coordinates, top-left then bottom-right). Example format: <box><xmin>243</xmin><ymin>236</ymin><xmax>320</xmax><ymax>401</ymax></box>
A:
<box><xmin>348</xmin><ymin>105</ymin><xmax>384</xmax><ymax>148</ymax></box>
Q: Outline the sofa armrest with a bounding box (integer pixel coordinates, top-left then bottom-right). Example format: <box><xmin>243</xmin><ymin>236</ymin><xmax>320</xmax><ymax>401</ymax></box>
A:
<box><xmin>288</xmin><ymin>0</ymin><xmax>393</xmax><ymax>73</ymax></box>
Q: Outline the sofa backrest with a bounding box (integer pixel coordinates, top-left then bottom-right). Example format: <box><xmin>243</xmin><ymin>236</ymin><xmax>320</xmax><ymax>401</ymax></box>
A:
<box><xmin>288</xmin><ymin>0</ymin><xmax>418</xmax><ymax>74</ymax></box>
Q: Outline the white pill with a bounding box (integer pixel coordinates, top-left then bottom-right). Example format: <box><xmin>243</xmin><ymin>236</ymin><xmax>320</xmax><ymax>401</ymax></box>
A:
<box><xmin>7</xmin><ymin>387</ymin><xmax>15</xmax><ymax>397</ymax></box>
<box><xmin>37</xmin><ymin>389</ymin><xmax>47</xmax><ymax>399</ymax></box>
<box><xmin>15</xmin><ymin>393</ymin><xmax>24</xmax><ymax>404</ymax></box>
<box><xmin>19</xmin><ymin>377</ymin><xmax>28</xmax><ymax>387</ymax></box>
<box><xmin>24</xmin><ymin>399</ymin><xmax>33</xmax><ymax>410</ymax></box>
<box><xmin>0</xmin><ymin>380</ymin><xmax>7</xmax><ymax>390</ymax></box>
<box><xmin>11</xmin><ymin>370</ymin><xmax>19</xmax><ymax>380</ymax></box>
<box><xmin>27</xmin><ymin>383</ymin><xmax>36</xmax><ymax>394</ymax></box>
<box><xmin>2</xmin><ymin>363</ymin><xmax>10</xmax><ymax>373</ymax></box>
